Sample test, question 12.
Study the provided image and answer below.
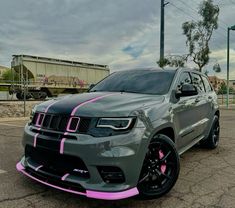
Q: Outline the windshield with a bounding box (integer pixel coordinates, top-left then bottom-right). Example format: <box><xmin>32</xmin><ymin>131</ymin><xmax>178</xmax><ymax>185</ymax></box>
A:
<box><xmin>90</xmin><ymin>69</ymin><xmax>175</xmax><ymax>95</ymax></box>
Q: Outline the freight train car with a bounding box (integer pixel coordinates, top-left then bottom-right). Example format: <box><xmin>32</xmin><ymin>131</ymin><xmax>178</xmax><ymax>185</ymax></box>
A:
<box><xmin>10</xmin><ymin>55</ymin><xmax>110</xmax><ymax>100</ymax></box>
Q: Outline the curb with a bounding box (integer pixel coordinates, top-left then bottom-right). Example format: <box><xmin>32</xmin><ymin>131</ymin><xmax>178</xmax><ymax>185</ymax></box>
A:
<box><xmin>0</xmin><ymin>117</ymin><xmax>29</xmax><ymax>122</ymax></box>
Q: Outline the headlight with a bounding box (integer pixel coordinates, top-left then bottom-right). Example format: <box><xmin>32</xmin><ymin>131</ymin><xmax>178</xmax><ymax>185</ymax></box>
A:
<box><xmin>97</xmin><ymin>118</ymin><xmax>134</xmax><ymax>130</ymax></box>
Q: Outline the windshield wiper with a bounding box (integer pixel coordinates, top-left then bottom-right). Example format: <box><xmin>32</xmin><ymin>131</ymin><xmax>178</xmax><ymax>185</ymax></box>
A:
<box><xmin>119</xmin><ymin>90</ymin><xmax>139</xmax><ymax>94</ymax></box>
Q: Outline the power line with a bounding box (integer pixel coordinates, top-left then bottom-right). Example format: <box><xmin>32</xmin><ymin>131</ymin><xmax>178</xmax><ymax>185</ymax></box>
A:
<box><xmin>169</xmin><ymin>2</ymin><xmax>198</xmax><ymax>22</ymax></box>
<box><xmin>175</xmin><ymin>0</ymin><xmax>228</xmax><ymax>31</ymax></box>
<box><xmin>168</xmin><ymin>2</ymin><xmax>227</xmax><ymax>53</ymax></box>
<box><xmin>169</xmin><ymin>2</ymin><xmax>227</xmax><ymax>41</ymax></box>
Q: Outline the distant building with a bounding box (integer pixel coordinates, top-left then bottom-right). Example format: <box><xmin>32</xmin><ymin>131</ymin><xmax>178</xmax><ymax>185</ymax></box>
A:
<box><xmin>0</xmin><ymin>65</ymin><xmax>10</xmax><ymax>78</ymax></box>
<box><xmin>208</xmin><ymin>76</ymin><xmax>225</xmax><ymax>92</ymax></box>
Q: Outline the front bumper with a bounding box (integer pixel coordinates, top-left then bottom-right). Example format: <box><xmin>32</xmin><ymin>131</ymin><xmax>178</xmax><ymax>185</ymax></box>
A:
<box><xmin>16</xmin><ymin>161</ymin><xmax>139</xmax><ymax>200</ymax></box>
<box><xmin>17</xmin><ymin>121</ymin><xmax>149</xmax><ymax>200</ymax></box>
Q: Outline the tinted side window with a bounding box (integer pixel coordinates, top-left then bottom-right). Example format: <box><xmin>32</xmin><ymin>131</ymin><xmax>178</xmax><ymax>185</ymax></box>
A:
<box><xmin>191</xmin><ymin>73</ymin><xmax>205</xmax><ymax>93</ymax></box>
<box><xmin>201</xmin><ymin>76</ymin><xmax>213</xmax><ymax>92</ymax></box>
<box><xmin>177</xmin><ymin>72</ymin><xmax>192</xmax><ymax>88</ymax></box>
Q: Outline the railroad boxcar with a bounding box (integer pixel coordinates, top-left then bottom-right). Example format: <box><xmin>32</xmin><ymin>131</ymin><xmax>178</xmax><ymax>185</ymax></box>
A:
<box><xmin>10</xmin><ymin>55</ymin><xmax>110</xmax><ymax>100</ymax></box>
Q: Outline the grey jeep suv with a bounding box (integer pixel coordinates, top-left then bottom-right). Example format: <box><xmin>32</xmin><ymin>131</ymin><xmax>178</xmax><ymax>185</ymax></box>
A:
<box><xmin>16</xmin><ymin>68</ymin><xmax>220</xmax><ymax>200</ymax></box>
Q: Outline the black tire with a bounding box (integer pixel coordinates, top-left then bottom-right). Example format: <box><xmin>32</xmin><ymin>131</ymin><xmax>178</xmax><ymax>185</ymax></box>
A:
<box><xmin>39</xmin><ymin>92</ymin><xmax>47</xmax><ymax>100</ymax></box>
<box><xmin>137</xmin><ymin>134</ymin><xmax>180</xmax><ymax>199</ymax></box>
<box><xmin>200</xmin><ymin>115</ymin><xmax>220</xmax><ymax>149</ymax></box>
<box><xmin>16</xmin><ymin>92</ymin><xmax>23</xmax><ymax>100</ymax></box>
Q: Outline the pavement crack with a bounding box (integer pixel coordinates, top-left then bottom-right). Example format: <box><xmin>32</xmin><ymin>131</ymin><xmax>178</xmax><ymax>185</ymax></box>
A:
<box><xmin>0</xmin><ymin>133</ymin><xmax>20</xmax><ymax>138</ymax></box>
<box><xmin>0</xmin><ymin>190</ymin><xmax>48</xmax><ymax>204</ymax></box>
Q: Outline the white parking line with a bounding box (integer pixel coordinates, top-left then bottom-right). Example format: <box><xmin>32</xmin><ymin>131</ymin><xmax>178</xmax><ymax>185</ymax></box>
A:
<box><xmin>0</xmin><ymin>169</ymin><xmax>7</xmax><ymax>174</ymax></box>
<box><xmin>0</xmin><ymin>123</ymin><xmax>25</xmax><ymax>128</ymax></box>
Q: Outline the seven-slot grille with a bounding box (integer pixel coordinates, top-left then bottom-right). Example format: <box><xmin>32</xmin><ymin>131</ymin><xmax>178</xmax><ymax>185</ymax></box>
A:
<box><xmin>32</xmin><ymin>112</ymin><xmax>91</xmax><ymax>133</ymax></box>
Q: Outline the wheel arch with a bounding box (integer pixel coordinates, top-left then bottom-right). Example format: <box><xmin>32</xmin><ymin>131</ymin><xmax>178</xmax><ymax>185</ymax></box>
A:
<box><xmin>151</xmin><ymin>124</ymin><xmax>176</xmax><ymax>143</ymax></box>
<box><xmin>215</xmin><ymin>110</ymin><xmax>220</xmax><ymax>118</ymax></box>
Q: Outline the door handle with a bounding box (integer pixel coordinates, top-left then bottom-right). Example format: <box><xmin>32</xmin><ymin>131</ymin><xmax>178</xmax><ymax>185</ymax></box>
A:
<box><xmin>195</xmin><ymin>98</ymin><xmax>200</xmax><ymax>103</ymax></box>
<box><xmin>208</xmin><ymin>96</ymin><xmax>213</xmax><ymax>100</ymax></box>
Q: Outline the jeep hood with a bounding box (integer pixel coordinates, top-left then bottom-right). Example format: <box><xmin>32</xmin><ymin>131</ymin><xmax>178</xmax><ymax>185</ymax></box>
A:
<box><xmin>36</xmin><ymin>92</ymin><xmax>165</xmax><ymax>117</ymax></box>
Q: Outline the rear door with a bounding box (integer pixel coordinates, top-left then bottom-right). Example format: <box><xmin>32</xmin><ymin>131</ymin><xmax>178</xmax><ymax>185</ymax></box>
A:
<box><xmin>201</xmin><ymin>75</ymin><xmax>215</xmax><ymax>135</ymax></box>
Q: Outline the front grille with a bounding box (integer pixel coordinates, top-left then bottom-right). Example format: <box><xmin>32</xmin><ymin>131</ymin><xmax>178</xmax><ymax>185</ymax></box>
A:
<box><xmin>25</xmin><ymin>145</ymin><xmax>90</xmax><ymax>179</ymax></box>
<box><xmin>79</xmin><ymin>118</ymin><xmax>92</xmax><ymax>133</ymax></box>
<box><xmin>43</xmin><ymin>115</ymin><xmax>51</xmax><ymax>127</ymax></box>
<box><xmin>32</xmin><ymin>113</ymin><xmax>91</xmax><ymax>133</ymax></box>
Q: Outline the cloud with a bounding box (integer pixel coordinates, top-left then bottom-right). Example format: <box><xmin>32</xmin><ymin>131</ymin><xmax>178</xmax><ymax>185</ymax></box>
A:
<box><xmin>0</xmin><ymin>0</ymin><xmax>234</xmax><ymax>79</ymax></box>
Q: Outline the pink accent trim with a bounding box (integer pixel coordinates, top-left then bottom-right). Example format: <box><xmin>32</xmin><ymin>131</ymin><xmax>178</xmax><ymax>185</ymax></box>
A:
<box><xmin>16</xmin><ymin>162</ymin><xmax>86</xmax><ymax>196</ymax></box>
<box><xmin>159</xmin><ymin>150</ymin><xmax>166</xmax><ymax>174</ymax></box>
<box><xmin>16</xmin><ymin>162</ymin><xmax>139</xmax><ymax>200</ymax></box>
<box><xmin>16</xmin><ymin>162</ymin><xmax>24</xmax><ymax>171</ymax></box>
<box><xmin>35</xmin><ymin>113</ymin><xmax>45</xmax><ymax>127</ymax></box>
<box><xmin>44</xmin><ymin>100</ymin><xmax>60</xmax><ymax>113</ymax></box>
<box><xmin>61</xmin><ymin>173</ymin><xmax>70</xmax><ymax>181</ymax></box>
<box><xmin>35</xmin><ymin>165</ymin><xmax>43</xmax><ymax>171</ymax></box>
<box><xmin>159</xmin><ymin>150</ymin><xmax>164</xmax><ymax>159</ymax></box>
<box><xmin>60</xmin><ymin>138</ymin><xmax>66</xmax><ymax>154</ymax></box>
<box><xmin>66</xmin><ymin>117</ymin><xmax>80</xmax><ymax>132</ymax></box>
<box><xmin>86</xmin><ymin>188</ymin><xmax>139</xmax><ymax>200</ymax></box>
<box><xmin>161</xmin><ymin>164</ymin><xmax>166</xmax><ymax>174</ymax></box>
<box><xmin>71</xmin><ymin>93</ymin><xmax>115</xmax><ymax>116</ymax></box>
<box><xmin>33</xmin><ymin>133</ymin><xmax>39</xmax><ymax>148</ymax></box>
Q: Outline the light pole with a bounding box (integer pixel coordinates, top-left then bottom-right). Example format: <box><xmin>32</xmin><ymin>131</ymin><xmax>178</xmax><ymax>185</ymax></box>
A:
<box><xmin>227</xmin><ymin>25</ymin><xmax>235</xmax><ymax>108</ymax></box>
<box><xmin>160</xmin><ymin>0</ymin><xmax>169</xmax><ymax>62</ymax></box>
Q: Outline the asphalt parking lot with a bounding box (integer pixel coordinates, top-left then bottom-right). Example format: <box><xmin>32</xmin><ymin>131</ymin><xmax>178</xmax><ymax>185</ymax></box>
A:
<box><xmin>0</xmin><ymin>110</ymin><xmax>235</xmax><ymax>208</ymax></box>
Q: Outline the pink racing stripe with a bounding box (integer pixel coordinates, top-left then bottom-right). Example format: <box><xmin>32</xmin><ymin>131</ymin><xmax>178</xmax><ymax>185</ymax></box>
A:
<box><xmin>60</xmin><ymin>138</ymin><xmax>66</xmax><ymax>154</ymax></box>
<box><xmin>33</xmin><ymin>133</ymin><xmax>39</xmax><ymax>148</ymax></box>
<box><xmin>61</xmin><ymin>173</ymin><xmax>70</xmax><ymax>181</ymax></box>
<box><xmin>71</xmin><ymin>93</ymin><xmax>115</xmax><ymax>116</ymax></box>
<box><xmin>35</xmin><ymin>165</ymin><xmax>43</xmax><ymax>171</ymax></box>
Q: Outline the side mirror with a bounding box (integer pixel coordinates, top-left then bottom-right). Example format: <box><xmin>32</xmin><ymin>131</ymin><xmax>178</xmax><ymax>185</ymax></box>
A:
<box><xmin>88</xmin><ymin>84</ymin><xmax>95</xmax><ymax>92</ymax></box>
<box><xmin>176</xmin><ymin>84</ymin><xmax>198</xmax><ymax>98</ymax></box>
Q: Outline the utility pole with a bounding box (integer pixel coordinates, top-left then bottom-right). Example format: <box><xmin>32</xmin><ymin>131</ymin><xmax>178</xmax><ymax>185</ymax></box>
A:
<box><xmin>160</xmin><ymin>0</ymin><xmax>169</xmax><ymax>63</ymax></box>
<box><xmin>227</xmin><ymin>25</ymin><xmax>235</xmax><ymax>108</ymax></box>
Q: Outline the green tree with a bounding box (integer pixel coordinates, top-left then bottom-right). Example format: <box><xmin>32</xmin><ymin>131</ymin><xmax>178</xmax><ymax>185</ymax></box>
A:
<box><xmin>158</xmin><ymin>0</ymin><xmax>220</xmax><ymax>71</ymax></box>
<box><xmin>1</xmin><ymin>69</ymin><xmax>19</xmax><ymax>83</ymax></box>
<box><xmin>218</xmin><ymin>82</ymin><xmax>227</xmax><ymax>94</ymax></box>
<box><xmin>157</xmin><ymin>55</ymin><xmax>187</xmax><ymax>68</ymax></box>
<box><xmin>182</xmin><ymin>0</ymin><xmax>219</xmax><ymax>72</ymax></box>
<box><xmin>218</xmin><ymin>82</ymin><xmax>234</xmax><ymax>95</ymax></box>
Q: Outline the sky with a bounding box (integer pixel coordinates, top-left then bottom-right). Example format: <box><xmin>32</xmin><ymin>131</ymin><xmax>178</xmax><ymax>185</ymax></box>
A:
<box><xmin>0</xmin><ymin>0</ymin><xmax>235</xmax><ymax>79</ymax></box>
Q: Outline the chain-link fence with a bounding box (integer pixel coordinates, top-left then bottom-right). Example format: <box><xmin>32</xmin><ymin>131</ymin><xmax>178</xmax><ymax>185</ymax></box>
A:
<box><xmin>217</xmin><ymin>94</ymin><xmax>235</xmax><ymax>105</ymax></box>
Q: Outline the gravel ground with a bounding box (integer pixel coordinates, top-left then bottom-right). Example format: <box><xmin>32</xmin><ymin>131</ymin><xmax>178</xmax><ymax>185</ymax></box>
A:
<box><xmin>0</xmin><ymin>101</ymin><xmax>42</xmax><ymax>118</ymax></box>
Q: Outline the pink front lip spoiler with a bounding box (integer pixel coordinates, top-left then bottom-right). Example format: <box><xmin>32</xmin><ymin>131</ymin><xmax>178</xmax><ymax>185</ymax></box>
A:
<box><xmin>16</xmin><ymin>162</ymin><xmax>139</xmax><ymax>200</ymax></box>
